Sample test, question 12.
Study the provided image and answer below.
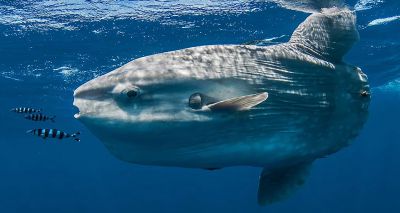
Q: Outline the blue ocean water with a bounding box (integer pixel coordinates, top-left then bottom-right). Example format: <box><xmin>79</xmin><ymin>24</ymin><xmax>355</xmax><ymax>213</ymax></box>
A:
<box><xmin>0</xmin><ymin>0</ymin><xmax>399</xmax><ymax>212</ymax></box>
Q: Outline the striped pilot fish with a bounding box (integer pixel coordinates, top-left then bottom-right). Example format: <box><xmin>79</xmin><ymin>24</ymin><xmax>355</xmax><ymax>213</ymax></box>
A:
<box><xmin>25</xmin><ymin>114</ymin><xmax>56</xmax><ymax>122</ymax></box>
<box><xmin>27</xmin><ymin>129</ymin><xmax>80</xmax><ymax>142</ymax></box>
<box><xmin>10</xmin><ymin>107</ymin><xmax>41</xmax><ymax>114</ymax></box>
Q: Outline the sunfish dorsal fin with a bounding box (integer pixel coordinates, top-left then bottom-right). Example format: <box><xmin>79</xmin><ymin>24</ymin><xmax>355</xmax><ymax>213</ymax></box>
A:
<box><xmin>258</xmin><ymin>162</ymin><xmax>312</xmax><ymax>205</ymax></box>
<box><xmin>206</xmin><ymin>92</ymin><xmax>268</xmax><ymax>111</ymax></box>
<box><xmin>289</xmin><ymin>8</ymin><xmax>358</xmax><ymax>62</ymax></box>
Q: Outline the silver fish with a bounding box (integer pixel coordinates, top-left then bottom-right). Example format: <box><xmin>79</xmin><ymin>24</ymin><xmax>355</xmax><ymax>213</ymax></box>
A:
<box><xmin>73</xmin><ymin>8</ymin><xmax>370</xmax><ymax>205</ymax></box>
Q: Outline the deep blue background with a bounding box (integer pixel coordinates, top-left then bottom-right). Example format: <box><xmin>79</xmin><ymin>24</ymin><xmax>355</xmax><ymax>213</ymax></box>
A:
<box><xmin>0</xmin><ymin>0</ymin><xmax>399</xmax><ymax>212</ymax></box>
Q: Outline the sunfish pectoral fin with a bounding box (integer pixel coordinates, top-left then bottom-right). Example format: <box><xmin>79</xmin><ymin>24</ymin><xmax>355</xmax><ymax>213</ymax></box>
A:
<box><xmin>205</xmin><ymin>92</ymin><xmax>268</xmax><ymax>112</ymax></box>
<box><xmin>258</xmin><ymin>162</ymin><xmax>312</xmax><ymax>205</ymax></box>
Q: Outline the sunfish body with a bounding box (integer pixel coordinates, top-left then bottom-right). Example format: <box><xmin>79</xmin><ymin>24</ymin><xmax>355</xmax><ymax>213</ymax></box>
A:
<box><xmin>73</xmin><ymin>8</ymin><xmax>370</xmax><ymax>205</ymax></box>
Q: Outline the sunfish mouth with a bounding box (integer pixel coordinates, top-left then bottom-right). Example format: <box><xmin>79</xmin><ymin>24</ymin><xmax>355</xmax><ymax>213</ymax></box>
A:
<box><xmin>72</xmin><ymin>99</ymin><xmax>104</xmax><ymax>120</ymax></box>
<box><xmin>73</xmin><ymin>80</ymin><xmax>116</xmax><ymax>120</ymax></box>
<box><xmin>73</xmin><ymin>105</ymin><xmax>80</xmax><ymax>119</ymax></box>
<box><xmin>72</xmin><ymin>92</ymin><xmax>86</xmax><ymax>119</ymax></box>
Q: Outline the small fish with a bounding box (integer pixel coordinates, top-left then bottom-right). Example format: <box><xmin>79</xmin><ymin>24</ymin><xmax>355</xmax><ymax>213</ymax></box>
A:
<box><xmin>25</xmin><ymin>114</ymin><xmax>56</xmax><ymax>122</ymax></box>
<box><xmin>10</xmin><ymin>107</ymin><xmax>41</xmax><ymax>114</ymax></box>
<box><xmin>27</xmin><ymin>129</ymin><xmax>80</xmax><ymax>142</ymax></box>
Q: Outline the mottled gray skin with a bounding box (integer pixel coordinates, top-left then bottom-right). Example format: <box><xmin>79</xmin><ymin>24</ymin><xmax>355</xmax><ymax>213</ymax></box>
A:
<box><xmin>74</xmin><ymin>9</ymin><xmax>369</xmax><ymax>175</ymax></box>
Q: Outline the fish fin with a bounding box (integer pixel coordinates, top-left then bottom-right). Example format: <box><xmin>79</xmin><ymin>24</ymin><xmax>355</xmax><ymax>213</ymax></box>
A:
<box><xmin>258</xmin><ymin>162</ymin><xmax>312</xmax><ymax>205</ymax></box>
<box><xmin>50</xmin><ymin>116</ymin><xmax>56</xmax><ymax>122</ymax></box>
<box><xmin>289</xmin><ymin>8</ymin><xmax>358</xmax><ymax>62</ymax></box>
<box><xmin>205</xmin><ymin>92</ymin><xmax>268</xmax><ymax>111</ymax></box>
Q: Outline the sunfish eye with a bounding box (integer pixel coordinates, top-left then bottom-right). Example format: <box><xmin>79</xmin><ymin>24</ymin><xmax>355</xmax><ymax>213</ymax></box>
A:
<box><xmin>112</xmin><ymin>83</ymin><xmax>141</xmax><ymax>102</ymax></box>
<box><xmin>126</xmin><ymin>90</ymin><xmax>138</xmax><ymax>98</ymax></box>
<box><xmin>121</xmin><ymin>88</ymin><xmax>140</xmax><ymax>99</ymax></box>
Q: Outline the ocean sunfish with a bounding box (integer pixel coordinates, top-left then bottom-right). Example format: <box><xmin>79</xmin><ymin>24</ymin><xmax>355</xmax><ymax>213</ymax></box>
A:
<box><xmin>73</xmin><ymin>8</ymin><xmax>370</xmax><ymax>205</ymax></box>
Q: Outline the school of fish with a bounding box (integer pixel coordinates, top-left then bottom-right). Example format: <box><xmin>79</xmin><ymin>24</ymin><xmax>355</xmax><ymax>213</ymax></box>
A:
<box><xmin>11</xmin><ymin>107</ymin><xmax>80</xmax><ymax>142</ymax></box>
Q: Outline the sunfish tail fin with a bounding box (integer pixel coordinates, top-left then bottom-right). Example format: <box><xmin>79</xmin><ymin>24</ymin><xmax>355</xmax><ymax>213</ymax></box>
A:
<box><xmin>258</xmin><ymin>162</ymin><xmax>312</xmax><ymax>205</ymax></box>
<box><xmin>50</xmin><ymin>116</ymin><xmax>56</xmax><ymax>122</ymax></box>
<box><xmin>289</xmin><ymin>8</ymin><xmax>358</xmax><ymax>62</ymax></box>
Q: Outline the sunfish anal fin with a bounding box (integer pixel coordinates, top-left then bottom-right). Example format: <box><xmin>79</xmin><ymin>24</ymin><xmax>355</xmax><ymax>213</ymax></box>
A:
<box><xmin>205</xmin><ymin>92</ymin><xmax>268</xmax><ymax>112</ymax></box>
<box><xmin>258</xmin><ymin>162</ymin><xmax>312</xmax><ymax>205</ymax></box>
